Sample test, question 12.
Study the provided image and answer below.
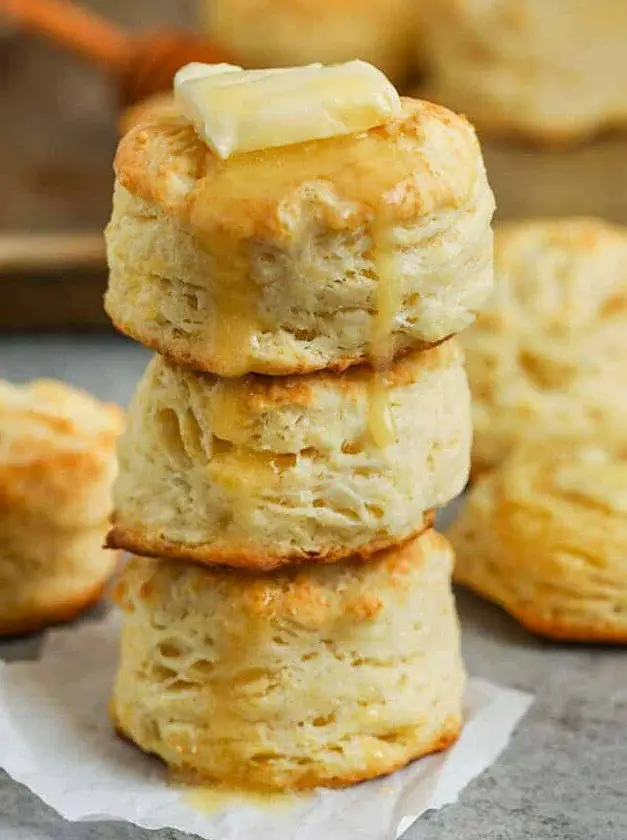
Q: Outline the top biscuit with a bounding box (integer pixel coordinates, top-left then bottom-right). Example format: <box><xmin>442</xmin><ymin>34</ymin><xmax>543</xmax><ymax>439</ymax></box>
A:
<box><xmin>105</xmin><ymin>98</ymin><xmax>494</xmax><ymax>376</ymax></box>
<box><xmin>0</xmin><ymin>379</ymin><xmax>124</xmax><ymax>529</ymax></box>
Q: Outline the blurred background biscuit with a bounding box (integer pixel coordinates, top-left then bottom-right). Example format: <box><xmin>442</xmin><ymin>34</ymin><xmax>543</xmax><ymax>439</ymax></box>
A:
<box><xmin>111</xmin><ymin>529</ymin><xmax>464</xmax><ymax>790</ymax></box>
<box><xmin>105</xmin><ymin>98</ymin><xmax>494</xmax><ymax>377</ymax></box>
<box><xmin>414</xmin><ymin>0</ymin><xmax>627</xmax><ymax>145</ymax></box>
<box><xmin>449</xmin><ymin>440</ymin><xmax>627</xmax><ymax>643</ymax></box>
<box><xmin>0</xmin><ymin>379</ymin><xmax>123</xmax><ymax>635</ymax></box>
<box><xmin>461</xmin><ymin>217</ymin><xmax>627</xmax><ymax>476</ymax></box>
<box><xmin>108</xmin><ymin>341</ymin><xmax>471</xmax><ymax>569</ymax></box>
<box><xmin>202</xmin><ymin>0</ymin><xmax>416</xmax><ymax>84</ymax></box>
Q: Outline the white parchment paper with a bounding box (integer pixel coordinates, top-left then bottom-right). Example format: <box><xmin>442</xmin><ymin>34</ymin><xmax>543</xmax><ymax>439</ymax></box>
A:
<box><xmin>0</xmin><ymin>613</ymin><xmax>531</xmax><ymax>840</ymax></box>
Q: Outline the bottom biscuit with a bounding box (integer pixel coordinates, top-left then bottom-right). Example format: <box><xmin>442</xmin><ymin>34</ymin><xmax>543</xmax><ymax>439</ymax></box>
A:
<box><xmin>111</xmin><ymin>529</ymin><xmax>465</xmax><ymax>790</ymax></box>
<box><xmin>111</xmin><ymin>710</ymin><xmax>461</xmax><ymax>791</ymax></box>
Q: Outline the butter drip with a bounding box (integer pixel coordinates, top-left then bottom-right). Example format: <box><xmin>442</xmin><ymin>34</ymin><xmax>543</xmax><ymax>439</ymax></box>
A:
<box><xmin>366</xmin><ymin>218</ymin><xmax>400</xmax><ymax>448</ymax></box>
<box><xmin>370</xmin><ymin>221</ymin><xmax>401</xmax><ymax>369</ymax></box>
<box><xmin>182</xmin><ymin>785</ymin><xmax>301</xmax><ymax>815</ymax></box>
<box><xmin>203</xmin><ymin>237</ymin><xmax>259</xmax><ymax>378</ymax></box>
<box><xmin>367</xmin><ymin>373</ymin><xmax>396</xmax><ymax>449</ymax></box>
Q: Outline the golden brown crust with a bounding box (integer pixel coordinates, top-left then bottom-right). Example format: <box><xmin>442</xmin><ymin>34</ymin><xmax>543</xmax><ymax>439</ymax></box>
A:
<box><xmin>0</xmin><ymin>378</ymin><xmax>124</xmax><ymax>521</ymax></box>
<box><xmin>108</xmin><ymin>309</ymin><xmax>454</xmax><ymax>379</ymax></box>
<box><xmin>451</xmin><ymin>438</ymin><xmax>627</xmax><ymax>643</ymax></box>
<box><xmin>110</xmin><ymin>529</ymin><xmax>464</xmax><ymax>789</ymax></box>
<box><xmin>457</xmin><ymin>577</ymin><xmax>627</xmax><ymax>645</ymax></box>
<box><xmin>112</xmin><ymin>708</ymin><xmax>461</xmax><ymax>790</ymax></box>
<box><xmin>114</xmin><ymin>528</ymin><xmax>448</xmax><ymax>628</ymax></box>
<box><xmin>114</xmin><ymin>98</ymin><xmax>483</xmax><ymax>243</ymax></box>
<box><xmin>0</xmin><ymin>575</ymin><xmax>112</xmax><ymax>638</ymax></box>
<box><xmin>119</xmin><ymin>93</ymin><xmax>179</xmax><ymax>137</ymax></box>
<box><xmin>107</xmin><ymin>513</ymin><xmax>436</xmax><ymax>571</ymax></box>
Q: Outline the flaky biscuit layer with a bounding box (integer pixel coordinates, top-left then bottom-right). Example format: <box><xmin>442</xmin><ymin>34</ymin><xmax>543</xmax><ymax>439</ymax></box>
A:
<box><xmin>450</xmin><ymin>439</ymin><xmax>627</xmax><ymax>642</ymax></box>
<box><xmin>111</xmin><ymin>530</ymin><xmax>464</xmax><ymax>789</ymax></box>
<box><xmin>105</xmin><ymin>98</ymin><xmax>494</xmax><ymax>376</ymax></box>
<box><xmin>109</xmin><ymin>341</ymin><xmax>471</xmax><ymax>568</ymax></box>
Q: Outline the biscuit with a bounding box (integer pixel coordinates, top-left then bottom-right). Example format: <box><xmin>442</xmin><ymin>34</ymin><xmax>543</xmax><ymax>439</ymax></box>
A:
<box><xmin>119</xmin><ymin>93</ymin><xmax>178</xmax><ymax>136</ymax></box>
<box><xmin>111</xmin><ymin>529</ymin><xmax>465</xmax><ymax>790</ymax></box>
<box><xmin>108</xmin><ymin>341</ymin><xmax>471</xmax><ymax>569</ymax></box>
<box><xmin>449</xmin><ymin>440</ymin><xmax>627</xmax><ymax>643</ymax></box>
<box><xmin>202</xmin><ymin>0</ymin><xmax>416</xmax><ymax>83</ymax></box>
<box><xmin>105</xmin><ymin>98</ymin><xmax>495</xmax><ymax>377</ymax></box>
<box><xmin>0</xmin><ymin>379</ymin><xmax>123</xmax><ymax>635</ymax></box>
<box><xmin>414</xmin><ymin>0</ymin><xmax>627</xmax><ymax>145</ymax></box>
<box><xmin>461</xmin><ymin>218</ymin><xmax>627</xmax><ymax>476</ymax></box>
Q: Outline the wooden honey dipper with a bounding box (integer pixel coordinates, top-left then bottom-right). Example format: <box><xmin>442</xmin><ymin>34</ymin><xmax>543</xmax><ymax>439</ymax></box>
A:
<box><xmin>1</xmin><ymin>0</ymin><xmax>233</xmax><ymax>106</ymax></box>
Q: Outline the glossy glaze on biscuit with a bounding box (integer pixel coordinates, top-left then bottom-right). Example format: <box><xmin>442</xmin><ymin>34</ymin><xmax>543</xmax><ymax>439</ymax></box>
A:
<box><xmin>111</xmin><ymin>530</ymin><xmax>465</xmax><ymax>789</ymax></box>
<box><xmin>108</xmin><ymin>341</ymin><xmax>471</xmax><ymax>569</ymax></box>
<box><xmin>105</xmin><ymin>98</ymin><xmax>494</xmax><ymax>376</ymax></box>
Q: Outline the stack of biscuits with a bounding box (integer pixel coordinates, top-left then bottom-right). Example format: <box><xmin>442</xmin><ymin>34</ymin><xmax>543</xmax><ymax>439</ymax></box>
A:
<box><xmin>104</xmin><ymin>82</ymin><xmax>495</xmax><ymax>789</ymax></box>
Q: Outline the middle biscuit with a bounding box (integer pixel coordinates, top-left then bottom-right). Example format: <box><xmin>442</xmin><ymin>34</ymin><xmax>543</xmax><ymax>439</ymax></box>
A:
<box><xmin>108</xmin><ymin>340</ymin><xmax>470</xmax><ymax>569</ymax></box>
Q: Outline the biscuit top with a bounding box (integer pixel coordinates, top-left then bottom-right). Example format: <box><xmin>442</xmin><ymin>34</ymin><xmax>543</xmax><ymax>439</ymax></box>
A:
<box><xmin>119</xmin><ymin>93</ymin><xmax>179</xmax><ymax>137</ymax></box>
<box><xmin>0</xmin><ymin>379</ymin><xmax>123</xmax><ymax>525</ymax></box>
<box><xmin>116</xmin><ymin>529</ymin><xmax>452</xmax><ymax>631</ymax></box>
<box><xmin>486</xmin><ymin>217</ymin><xmax>627</xmax><ymax>333</ymax></box>
<box><xmin>497</xmin><ymin>439</ymin><xmax>627</xmax><ymax>521</ymax></box>
<box><xmin>114</xmin><ymin>97</ymin><xmax>485</xmax><ymax>243</ymax></box>
<box><xmin>0</xmin><ymin>379</ymin><xmax>123</xmax><ymax>465</ymax></box>
<box><xmin>549</xmin><ymin>446</ymin><xmax>627</xmax><ymax>515</ymax></box>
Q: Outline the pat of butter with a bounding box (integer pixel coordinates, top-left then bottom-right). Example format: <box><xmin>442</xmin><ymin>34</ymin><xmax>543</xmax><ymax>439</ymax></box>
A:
<box><xmin>173</xmin><ymin>60</ymin><xmax>402</xmax><ymax>159</ymax></box>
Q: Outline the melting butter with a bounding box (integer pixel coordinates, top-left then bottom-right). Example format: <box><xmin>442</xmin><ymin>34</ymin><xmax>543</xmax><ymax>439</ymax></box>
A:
<box><xmin>366</xmin><ymin>219</ymin><xmax>400</xmax><ymax>448</ymax></box>
<box><xmin>367</xmin><ymin>372</ymin><xmax>396</xmax><ymax>448</ymax></box>
<box><xmin>203</xmin><ymin>236</ymin><xmax>258</xmax><ymax>378</ymax></box>
<box><xmin>182</xmin><ymin>784</ymin><xmax>304</xmax><ymax>815</ymax></box>
<box><xmin>174</xmin><ymin>60</ymin><xmax>401</xmax><ymax>159</ymax></box>
<box><xmin>370</xmin><ymin>221</ymin><xmax>401</xmax><ymax>369</ymax></box>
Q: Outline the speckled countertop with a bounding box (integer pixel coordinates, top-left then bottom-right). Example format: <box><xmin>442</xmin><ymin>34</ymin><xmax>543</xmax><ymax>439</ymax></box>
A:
<box><xmin>1</xmin><ymin>334</ymin><xmax>626</xmax><ymax>840</ymax></box>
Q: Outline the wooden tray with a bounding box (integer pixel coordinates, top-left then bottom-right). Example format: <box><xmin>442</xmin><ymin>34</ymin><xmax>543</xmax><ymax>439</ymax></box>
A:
<box><xmin>0</xmin><ymin>233</ymin><xmax>109</xmax><ymax>330</ymax></box>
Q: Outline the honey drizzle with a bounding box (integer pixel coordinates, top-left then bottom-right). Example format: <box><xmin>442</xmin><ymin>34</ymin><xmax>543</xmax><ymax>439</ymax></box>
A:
<box><xmin>367</xmin><ymin>218</ymin><xmax>400</xmax><ymax>448</ymax></box>
<box><xmin>203</xmin><ymin>235</ymin><xmax>259</xmax><ymax>378</ymax></box>
<box><xmin>181</xmin><ymin>784</ymin><xmax>303</xmax><ymax>815</ymax></box>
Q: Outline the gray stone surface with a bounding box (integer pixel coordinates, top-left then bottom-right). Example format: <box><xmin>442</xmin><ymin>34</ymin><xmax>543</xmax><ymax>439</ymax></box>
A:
<box><xmin>1</xmin><ymin>335</ymin><xmax>626</xmax><ymax>840</ymax></box>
